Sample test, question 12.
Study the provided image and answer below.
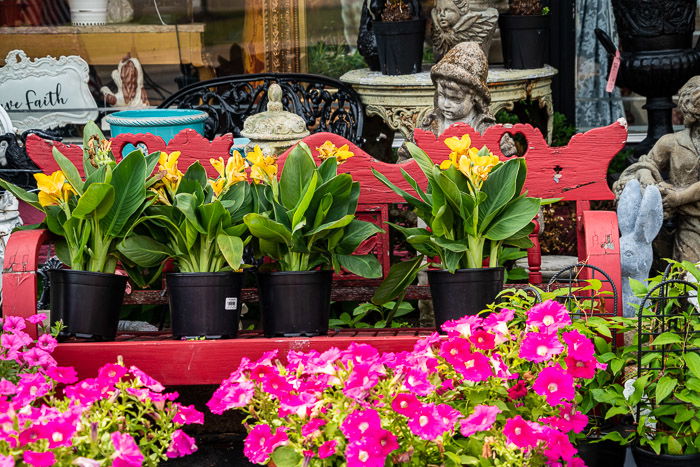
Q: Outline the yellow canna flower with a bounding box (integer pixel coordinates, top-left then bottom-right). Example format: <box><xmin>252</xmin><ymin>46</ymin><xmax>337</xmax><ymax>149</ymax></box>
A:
<box><xmin>208</xmin><ymin>178</ymin><xmax>225</xmax><ymax>197</ymax></box>
<box><xmin>444</xmin><ymin>134</ymin><xmax>472</xmax><ymax>155</ymax></box>
<box><xmin>149</xmin><ymin>186</ymin><xmax>172</xmax><ymax>205</ymax></box>
<box><xmin>316</xmin><ymin>141</ymin><xmax>355</xmax><ymax>164</ymax></box>
<box><xmin>439</xmin><ymin>152</ymin><xmax>459</xmax><ymax>170</ymax></box>
<box><xmin>34</xmin><ymin>171</ymin><xmax>75</xmax><ymax>207</ymax></box>
<box><xmin>158</xmin><ymin>151</ymin><xmax>184</xmax><ymax>194</ymax></box>
<box><xmin>225</xmin><ymin>151</ymin><xmax>248</xmax><ymax>185</ymax></box>
<box><xmin>210</xmin><ymin>157</ymin><xmax>226</xmax><ymax>178</ymax></box>
<box><xmin>246</xmin><ymin>145</ymin><xmax>278</xmax><ymax>185</ymax></box>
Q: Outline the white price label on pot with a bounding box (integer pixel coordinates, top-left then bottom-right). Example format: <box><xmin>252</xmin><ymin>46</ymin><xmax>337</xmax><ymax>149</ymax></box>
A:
<box><xmin>225</xmin><ymin>297</ymin><xmax>238</xmax><ymax>310</ymax></box>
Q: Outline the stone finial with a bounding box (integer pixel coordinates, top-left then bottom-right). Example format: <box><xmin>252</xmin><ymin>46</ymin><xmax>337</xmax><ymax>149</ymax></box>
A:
<box><xmin>267</xmin><ymin>83</ymin><xmax>284</xmax><ymax>112</ymax></box>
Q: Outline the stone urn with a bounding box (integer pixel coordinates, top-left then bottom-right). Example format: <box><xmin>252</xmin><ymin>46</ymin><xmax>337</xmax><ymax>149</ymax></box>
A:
<box><xmin>596</xmin><ymin>0</ymin><xmax>700</xmax><ymax>159</ymax></box>
<box><xmin>241</xmin><ymin>83</ymin><xmax>310</xmax><ymax>156</ymax></box>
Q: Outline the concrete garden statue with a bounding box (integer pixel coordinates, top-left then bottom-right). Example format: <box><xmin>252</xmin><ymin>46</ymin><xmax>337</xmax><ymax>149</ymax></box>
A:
<box><xmin>614</xmin><ymin>75</ymin><xmax>700</xmax><ymax>264</ymax></box>
<box><xmin>431</xmin><ymin>0</ymin><xmax>499</xmax><ymax>60</ymax></box>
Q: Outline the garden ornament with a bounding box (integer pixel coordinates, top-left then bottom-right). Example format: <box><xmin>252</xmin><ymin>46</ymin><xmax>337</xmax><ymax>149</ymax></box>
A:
<box><xmin>100</xmin><ymin>53</ymin><xmax>149</xmax><ymax>108</ymax></box>
<box><xmin>614</xmin><ymin>75</ymin><xmax>700</xmax><ymax>263</ymax></box>
<box><xmin>420</xmin><ymin>41</ymin><xmax>516</xmax><ymax>155</ymax></box>
<box><xmin>0</xmin><ymin>190</ymin><xmax>21</xmax><ymax>295</ymax></box>
<box><xmin>431</xmin><ymin>0</ymin><xmax>499</xmax><ymax>60</ymax></box>
<box><xmin>617</xmin><ymin>179</ymin><xmax>663</xmax><ymax>318</ymax></box>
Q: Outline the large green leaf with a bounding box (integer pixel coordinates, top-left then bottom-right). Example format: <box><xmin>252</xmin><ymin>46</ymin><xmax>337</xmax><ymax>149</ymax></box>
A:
<box><xmin>244</xmin><ymin>213</ymin><xmax>292</xmax><ymax>245</ymax></box>
<box><xmin>44</xmin><ymin>205</ymin><xmax>65</xmax><ymax>235</ymax></box>
<box><xmin>685</xmin><ymin>352</ymin><xmax>700</xmax><ymax>379</ymax></box>
<box><xmin>145</xmin><ymin>151</ymin><xmax>161</xmax><ymax>175</ymax></box>
<box><xmin>317</xmin><ymin>156</ymin><xmax>337</xmax><ymax>182</ymax></box>
<box><xmin>199</xmin><ymin>201</ymin><xmax>227</xmax><ymax>237</ymax></box>
<box><xmin>306</xmin><ymin>214</ymin><xmax>353</xmax><ymax>236</ymax></box>
<box><xmin>291</xmin><ymin>171</ymin><xmax>318</xmax><ymax>230</ymax></box>
<box><xmin>279</xmin><ymin>142</ymin><xmax>316</xmax><ymax>210</ymax></box>
<box><xmin>183</xmin><ymin>161</ymin><xmax>208</xmax><ymax>190</ymax></box>
<box><xmin>432</xmin><ymin>236</ymin><xmax>469</xmax><ymax>252</ymax></box>
<box><xmin>174</xmin><ymin>192</ymin><xmax>206</xmax><ymax>234</ymax></box>
<box><xmin>406</xmin><ymin>142</ymin><xmax>438</xmax><ymax>182</ymax></box>
<box><xmin>101</xmin><ymin>150</ymin><xmax>147</xmax><ymax>237</ymax></box>
<box><xmin>400</xmin><ymin>168</ymin><xmax>429</xmax><ymax>203</ymax></box>
<box><xmin>335</xmin><ymin>220</ymin><xmax>384</xmax><ymax>254</ymax></box>
<box><xmin>72</xmin><ymin>183</ymin><xmax>115</xmax><ymax>220</ymax></box>
<box><xmin>0</xmin><ymin>178</ymin><xmax>40</xmax><ymax>208</ymax></box>
<box><xmin>655</xmin><ymin>376</ymin><xmax>678</xmax><ymax>403</ymax></box>
<box><xmin>217</xmin><ymin>234</ymin><xmax>244</xmax><ymax>270</ymax></box>
<box><xmin>479</xmin><ymin>159</ymin><xmax>519</xmax><ymax>231</ymax></box>
<box><xmin>372</xmin><ymin>255</ymin><xmax>426</xmax><ymax>305</ymax></box>
<box><xmin>116</xmin><ymin>235</ymin><xmax>170</xmax><ymax>268</ymax></box>
<box><xmin>52</xmin><ymin>146</ymin><xmax>84</xmax><ymax>195</ymax></box>
<box><xmin>372</xmin><ymin>168</ymin><xmax>431</xmax><ymax>212</ymax></box>
<box><xmin>336</xmin><ymin>254</ymin><xmax>382</xmax><ymax>278</ymax></box>
<box><xmin>434</xmin><ymin>168</ymin><xmax>463</xmax><ymax>214</ymax></box>
<box><xmin>484</xmin><ymin>197</ymin><xmax>540</xmax><ymax>241</ymax></box>
<box><xmin>312</xmin><ymin>193</ymin><xmax>333</xmax><ymax>230</ymax></box>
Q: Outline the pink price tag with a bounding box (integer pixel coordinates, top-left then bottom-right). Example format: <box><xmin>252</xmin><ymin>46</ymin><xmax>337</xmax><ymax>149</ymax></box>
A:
<box><xmin>606</xmin><ymin>49</ymin><xmax>621</xmax><ymax>93</ymax></box>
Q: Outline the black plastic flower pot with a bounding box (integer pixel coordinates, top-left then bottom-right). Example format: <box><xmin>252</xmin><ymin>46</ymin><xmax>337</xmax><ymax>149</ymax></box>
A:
<box><xmin>576</xmin><ymin>439</ymin><xmax>627</xmax><ymax>467</ymax></box>
<box><xmin>427</xmin><ymin>267</ymin><xmax>504</xmax><ymax>330</ymax></box>
<box><xmin>632</xmin><ymin>445</ymin><xmax>700</xmax><ymax>467</ymax></box>
<box><xmin>49</xmin><ymin>269</ymin><xmax>127</xmax><ymax>341</ymax></box>
<box><xmin>373</xmin><ymin>19</ymin><xmax>425</xmax><ymax>75</ymax></box>
<box><xmin>257</xmin><ymin>270</ymin><xmax>332</xmax><ymax>337</ymax></box>
<box><xmin>166</xmin><ymin>272</ymin><xmax>243</xmax><ymax>339</ymax></box>
<box><xmin>498</xmin><ymin>14</ymin><xmax>549</xmax><ymax>69</ymax></box>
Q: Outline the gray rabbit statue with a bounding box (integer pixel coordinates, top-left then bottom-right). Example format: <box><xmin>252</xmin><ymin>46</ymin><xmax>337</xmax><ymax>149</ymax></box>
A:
<box><xmin>617</xmin><ymin>179</ymin><xmax>663</xmax><ymax>318</ymax></box>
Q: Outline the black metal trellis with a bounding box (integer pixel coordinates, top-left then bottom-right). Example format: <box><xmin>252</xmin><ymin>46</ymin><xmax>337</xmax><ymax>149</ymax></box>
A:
<box><xmin>636</xmin><ymin>279</ymin><xmax>700</xmax><ymax>420</ymax></box>
<box><xmin>546</xmin><ymin>263</ymin><xmax>619</xmax><ymax>320</ymax></box>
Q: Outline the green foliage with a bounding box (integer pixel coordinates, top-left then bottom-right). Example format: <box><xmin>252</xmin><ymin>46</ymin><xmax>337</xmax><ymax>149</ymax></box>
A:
<box><xmin>307</xmin><ymin>42</ymin><xmax>366</xmax><ymax>80</ymax></box>
<box><xmin>244</xmin><ymin>143</ymin><xmax>383</xmax><ymax>276</ymax></box>
<box><xmin>0</xmin><ymin>122</ymin><xmax>152</xmax><ymax>273</ymax></box>
<box><xmin>330</xmin><ymin>301</ymin><xmax>413</xmax><ymax>329</ymax></box>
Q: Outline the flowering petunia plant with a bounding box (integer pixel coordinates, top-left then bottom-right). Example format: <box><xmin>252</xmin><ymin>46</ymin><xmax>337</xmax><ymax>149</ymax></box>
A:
<box><xmin>0</xmin><ymin>314</ymin><xmax>202</xmax><ymax>465</ymax></box>
<box><xmin>209</xmin><ymin>298</ymin><xmax>606</xmax><ymax>466</ymax></box>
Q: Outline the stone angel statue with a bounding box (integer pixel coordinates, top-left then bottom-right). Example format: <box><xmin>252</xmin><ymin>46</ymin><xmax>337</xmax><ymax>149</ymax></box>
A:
<box><xmin>431</xmin><ymin>0</ymin><xmax>499</xmax><ymax>60</ymax></box>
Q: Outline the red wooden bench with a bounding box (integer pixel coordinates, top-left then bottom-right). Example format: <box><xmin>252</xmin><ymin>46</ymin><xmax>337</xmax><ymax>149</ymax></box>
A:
<box><xmin>2</xmin><ymin>121</ymin><xmax>627</xmax><ymax>385</ymax></box>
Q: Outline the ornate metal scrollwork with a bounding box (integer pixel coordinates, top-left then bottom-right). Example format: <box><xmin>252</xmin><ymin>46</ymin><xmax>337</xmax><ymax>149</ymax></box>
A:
<box><xmin>36</xmin><ymin>256</ymin><xmax>64</xmax><ymax>311</ymax></box>
<box><xmin>158</xmin><ymin>73</ymin><xmax>365</xmax><ymax>145</ymax></box>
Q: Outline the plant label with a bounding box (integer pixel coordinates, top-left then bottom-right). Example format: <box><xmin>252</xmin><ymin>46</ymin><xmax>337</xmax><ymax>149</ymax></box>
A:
<box><xmin>225</xmin><ymin>297</ymin><xmax>238</xmax><ymax>311</ymax></box>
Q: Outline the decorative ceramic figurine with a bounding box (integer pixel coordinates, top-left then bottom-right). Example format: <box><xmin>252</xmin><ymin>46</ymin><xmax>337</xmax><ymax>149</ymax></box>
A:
<box><xmin>431</xmin><ymin>0</ymin><xmax>499</xmax><ymax>60</ymax></box>
<box><xmin>420</xmin><ymin>41</ymin><xmax>516</xmax><ymax>155</ymax></box>
<box><xmin>617</xmin><ymin>179</ymin><xmax>663</xmax><ymax>317</ymax></box>
<box><xmin>100</xmin><ymin>53</ymin><xmax>149</xmax><ymax>108</ymax></box>
<box><xmin>614</xmin><ymin>75</ymin><xmax>700</xmax><ymax>263</ymax></box>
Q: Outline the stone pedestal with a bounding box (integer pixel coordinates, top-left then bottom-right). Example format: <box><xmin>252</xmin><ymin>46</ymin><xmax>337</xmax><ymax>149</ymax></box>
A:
<box><xmin>340</xmin><ymin>64</ymin><xmax>558</xmax><ymax>142</ymax></box>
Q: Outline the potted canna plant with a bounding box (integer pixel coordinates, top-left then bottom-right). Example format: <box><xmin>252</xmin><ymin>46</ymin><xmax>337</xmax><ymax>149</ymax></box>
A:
<box><xmin>243</xmin><ymin>142</ymin><xmax>383</xmax><ymax>337</ymax></box>
<box><xmin>372</xmin><ymin>134</ymin><xmax>544</xmax><ymax>329</ymax></box>
<box><xmin>118</xmin><ymin>151</ymin><xmax>265</xmax><ymax>339</ymax></box>
<box><xmin>499</xmin><ymin>0</ymin><xmax>550</xmax><ymax>69</ymax></box>
<box><xmin>0</xmin><ymin>122</ymin><xmax>154</xmax><ymax>340</ymax></box>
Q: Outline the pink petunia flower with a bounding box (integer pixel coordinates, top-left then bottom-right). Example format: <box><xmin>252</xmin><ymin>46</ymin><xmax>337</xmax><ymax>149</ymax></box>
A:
<box><xmin>490</xmin><ymin>353</ymin><xmax>517</xmax><ymax>380</ymax></box>
<box><xmin>21</xmin><ymin>348</ymin><xmax>55</xmax><ymax>369</ymax></box>
<box><xmin>452</xmin><ymin>350</ymin><xmax>493</xmax><ymax>382</ymax></box>
<box><xmin>166</xmin><ymin>429</ymin><xmax>198</xmax><ymax>458</ymax></box>
<box><xmin>18</xmin><ymin>425</ymin><xmax>45</xmax><ymax>446</ymax></box>
<box><xmin>97</xmin><ymin>363</ymin><xmax>127</xmax><ymax>385</ymax></box>
<box><xmin>341</xmin><ymin>409</ymin><xmax>382</xmax><ymax>440</ymax></box>
<box><xmin>503</xmin><ymin>416</ymin><xmax>542</xmax><ymax>450</ymax></box>
<box><xmin>391</xmin><ymin>393</ymin><xmax>422</xmax><ymax>417</ymax></box>
<box><xmin>0</xmin><ymin>454</ymin><xmax>14</xmax><ymax>467</ymax></box>
<box><xmin>526</xmin><ymin>300</ymin><xmax>571</xmax><ymax>333</ymax></box>
<box><xmin>72</xmin><ymin>458</ymin><xmax>100</xmax><ymax>467</ymax></box>
<box><xmin>441</xmin><ymin>315</ymin><xmax>484</xmax><ymax>338</ymax></box>
<box><xmin>173</xmin><ymin>404</ymin><xmax>204</xmax><ymax>425</ymax></box>
<box><xmin>3</xmin><ymin>316</ymin><xmax>25</xmax><ymax>333</ymax></box>
<box><xmin>436</xmin><ymin>404</ymin><xmax>461</xmax><ymax>432</ymax></box>
<box><xmin>403</xmin><ymin>367</ymin><xmax>435</xmax><ymax>396</ymax></box>
<box><xmin>469</xmin><ymin>329</ymin><xmax>496</xmax><ymax>350</ymax></box>
<box><xmin>301</xmin><ymin>418</ymin><xmax>326</xmax><ymax>437</ymax></box>
<box><xmin>35</xmin><ymin>334</ymin><xmax>57</xmax><ymax>353</ymax></box>
<box><xmin>345</xmin><ymin>440</ymin><xmax>385</xmax><ymax>467</ymax></box>
<box><xmin>541</xmin><ymin>427</ymin><xmax>578</xmax><ymax>462</ymax></box>
<box><xmin>341</xmin><ymin>343</ymin><xmax>380</xmax><ymax>365</ymax></box>
<box><xmin>243</xmin><ymin>424</ymin><xmax>288</xmax><ymax>464</ymax></box>
<box><xmin>439</xmin><ymin>338</ymin><xmax>472</xmax><ymax>367</ymax></box>
<box><xmin>344</xmin><ymin>363</ymin><xmax>383</xmax><ymax>399</ymax></box>
<box><xmin>533</xmin><ymin>366</ymin><xmax>575</xmax><ymax>405</ymax></box>
<box><xmin>519</xmin><ymin>332</ymin><xmax>564</xmax><ymax>363</ymax></box>
<box><xmin>26</xmin><ymin>314</ymin><xmax>47</xmax><ymax>325</ymax></box>
<box><xmin>564</xmin><ymin>356</ymin><xmax>598</xmax><ymax>379</ymax></box>
<box><xmin>14</xmin><ymin>373</ymin><xmax>51</xmax><ymax>405</ymax></box>
<box><xmin>540</xmin><ymin>404</ymin><xmax>588</xmax><ymax>434</ymax></box>
<box><xmin>111</xmin><ymin>431</ymin><xmax>144</xmax><ymax>467</ymax></box>
<box><xmin>562</xmin><ymin>330</ymin><xmax>595</xmax><ymax>360</ymax></box>
<box><xmin>207</xmin><ymin>379</ymin><xmax>255</xmax><ymax>415</ymax></box>
<box><xmin>22</xmin><ymin>451</ymin><xmax>54</xmax><ymax>467</ymax></box>
<box><xmin>46</xmin><ymin>366</ymin><xmax>79</xmax><ymax>385</ymax></box>
<box><xmin>1</xmin><ymin>332</ymin><xmax>29</xmax><ymax>352</ymax></box>
<box><xmin>128</xmin><ymin>365</ymin><xmax>165</xmax><ymax>392</ymax></box>
<box><xmin>318</xmin><ymin>439</ymin><xmax>338</xmax><ymax>459</ymax></box>
<box><xmin>407</xmin><ymin>404</ymin><xmax>450</xmax><ymax>440</ymax></box>
<box><xmin>278</xmin><ymin>391</ymin><xmax>317</xmax><ymax>418</ymax></box>
<box><xmin>0</xmin><ymin>379</ymin><xmax>16</xmax><ymax>396</ymax></box>
<box><xmin>374</xmin><ymin>429</ymin><xmax>399</xmax><ymax>456</ymax></box>
<box><xmin>482</xmin><ymin>308</ymin><xmax>515</xmax><ymax>344</ymax></box>
<box><xmin>507</xmin><ymin>380</ymin><xmax>529</xmax><ymax>400</ymax></box>
<box><xmin>42</xmin><ymin>420</ymin><xmax>78</xmax><ymax>448</ymax></box>
<box><xmin>459</xmin><ymin>404</ymin><xmax>502</xmax><ymax>437</ymax></box>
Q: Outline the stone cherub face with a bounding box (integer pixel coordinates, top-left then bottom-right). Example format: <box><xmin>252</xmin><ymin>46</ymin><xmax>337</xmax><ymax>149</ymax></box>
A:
<box><xmin>435</xmin><ymin>0</ymin><xmax>464</xmax><ymax>29</ymax></box>
<box><xmin>436</xmin><ymin>79</ymin><xmax>474</xmax><ymax>121</ymax></box>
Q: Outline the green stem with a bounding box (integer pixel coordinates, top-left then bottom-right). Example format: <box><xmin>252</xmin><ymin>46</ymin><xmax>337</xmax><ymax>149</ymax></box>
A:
<box><xmin>489</xmin><ymin>240</ymin><xmax>502</xmax><ymax>268</ymax></box>
<box><xmin>466</xmin><ymin>236</ymin><xmax>484</xmax><ymax>269</ymax></box>
<box><xmin>384</xmin><ymin>290</ymin><xmax>406</xmax><ymax>328</ymax></box>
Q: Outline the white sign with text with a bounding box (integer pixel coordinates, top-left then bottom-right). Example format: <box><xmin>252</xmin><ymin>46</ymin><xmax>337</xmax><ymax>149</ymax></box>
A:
<box><xmin>0</xmin><ymin>50</ymin><xmax>98</xmax><ymax>131</ymax></box>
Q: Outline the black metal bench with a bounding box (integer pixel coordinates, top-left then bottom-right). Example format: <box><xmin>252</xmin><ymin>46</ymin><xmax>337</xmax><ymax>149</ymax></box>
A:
<box><xmin>158</xmin><ymin>73</ymin><xmax>365</xmax><ymax>145</ymax></box>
